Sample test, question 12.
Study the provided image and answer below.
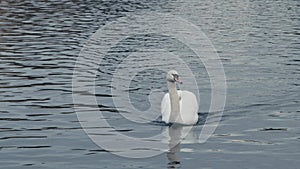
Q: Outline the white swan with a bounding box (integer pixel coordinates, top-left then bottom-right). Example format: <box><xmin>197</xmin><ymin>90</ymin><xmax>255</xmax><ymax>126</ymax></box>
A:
<box><xmin>161</xmin><ymin>70</ymin><xmax>199</xmax><ymax>125</ymax></box>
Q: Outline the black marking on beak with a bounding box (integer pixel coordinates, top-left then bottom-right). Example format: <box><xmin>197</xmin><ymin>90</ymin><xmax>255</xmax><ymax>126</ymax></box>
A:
<box><xmin>172</xmin><ymin>74</ymin><xmax>182</xmax><ymax>84</ymax></box>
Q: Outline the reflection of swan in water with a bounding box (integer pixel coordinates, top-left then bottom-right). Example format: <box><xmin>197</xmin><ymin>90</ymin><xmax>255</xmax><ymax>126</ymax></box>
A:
<box><xmin>161</xmin><ymin>70</ymin><xmax>199</xmax><ymax>125</ymax></box>
<box><xmin>163</xmin><ymin>124</ymin><xmax>198</xmax><ymax>168</ymax></box>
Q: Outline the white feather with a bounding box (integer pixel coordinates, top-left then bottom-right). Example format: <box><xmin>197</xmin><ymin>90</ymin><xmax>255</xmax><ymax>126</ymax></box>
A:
<box><xmin>161</xmin><ymin>90</ymin><xmax>198</xmax><ymax>125</ymax></box>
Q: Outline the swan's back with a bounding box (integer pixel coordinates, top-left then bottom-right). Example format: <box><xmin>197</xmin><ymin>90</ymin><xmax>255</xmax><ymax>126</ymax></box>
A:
<box><xmin>161</xmin><ymin>90</ymin><xmax>199</xmax><ymax>125</ymax></box>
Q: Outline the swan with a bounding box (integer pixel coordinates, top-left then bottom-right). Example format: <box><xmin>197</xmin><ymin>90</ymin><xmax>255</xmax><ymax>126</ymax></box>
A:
<box><xmin>161</xmin><ymin>70</ymin><xmax>199</xmax><ymax>125</ymax></box>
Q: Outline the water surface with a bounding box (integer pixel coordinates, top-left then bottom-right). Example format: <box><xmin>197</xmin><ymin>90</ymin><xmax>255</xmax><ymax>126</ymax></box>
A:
<box><xmin>0</xmin><ymin>0</ymin><xmax>299</xmax><ymax>168</ymax></box>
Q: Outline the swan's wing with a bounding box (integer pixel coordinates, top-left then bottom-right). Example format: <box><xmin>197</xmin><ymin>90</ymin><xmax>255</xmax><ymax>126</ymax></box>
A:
<box><xmin>161</xmin><ymin>93</ymin><xmax>171</xmax><ymax>123</ymax></box>
<box><xmin>178</xmin><ymin>90</ymin><xmax>199</xmax><ymax>124</ymax></box>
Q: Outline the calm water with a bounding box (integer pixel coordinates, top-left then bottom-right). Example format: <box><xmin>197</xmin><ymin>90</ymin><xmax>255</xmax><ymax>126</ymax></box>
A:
<box><xmin>1</xmin><ymin>0</ymin><xmax>299</xmax><ymax>168</ymax></box>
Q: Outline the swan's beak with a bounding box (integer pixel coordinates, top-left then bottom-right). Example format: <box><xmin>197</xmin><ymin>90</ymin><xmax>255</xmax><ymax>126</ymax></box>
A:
<box><xmin>175</xmin><ymin>77</ymin><xmax>183</xmax><ymax>84</ymax></box>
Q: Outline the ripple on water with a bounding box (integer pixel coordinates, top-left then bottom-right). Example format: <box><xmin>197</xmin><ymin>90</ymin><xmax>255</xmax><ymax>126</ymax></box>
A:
<box><xmin>0</xmin><ymin>0</ymin><xmax>299</xmax><ymax>168</ymax></box>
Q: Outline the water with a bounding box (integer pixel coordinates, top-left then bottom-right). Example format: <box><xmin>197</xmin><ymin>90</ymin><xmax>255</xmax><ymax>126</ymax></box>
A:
<box><xmin>1</xmin><ymin>0</ymin><xmax>299</xmax><ymax>168</ymax></box>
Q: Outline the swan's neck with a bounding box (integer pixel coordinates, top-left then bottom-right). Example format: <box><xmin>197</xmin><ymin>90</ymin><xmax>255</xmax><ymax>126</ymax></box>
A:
<box><xmin>167</xmin><ymin>81</ymin><xmax>182</xmax><ymax>123</ymax></box>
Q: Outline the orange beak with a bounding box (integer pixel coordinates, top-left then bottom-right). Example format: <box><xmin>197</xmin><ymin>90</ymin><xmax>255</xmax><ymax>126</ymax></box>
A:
<box><xmin>175</xmin><ymin>76</ymin><xmax>182</xmax><ymax>84</ymax></box>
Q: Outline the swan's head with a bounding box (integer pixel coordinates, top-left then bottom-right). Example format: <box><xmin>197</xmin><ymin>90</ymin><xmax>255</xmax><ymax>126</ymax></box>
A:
<box><xmin>166</xmin><ymin>70</ymin><xmax>182</xmax><ymax>84</ymax></box>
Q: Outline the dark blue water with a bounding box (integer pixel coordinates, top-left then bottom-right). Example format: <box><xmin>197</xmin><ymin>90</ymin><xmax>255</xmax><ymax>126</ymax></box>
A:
<box><xmin>1</xmin><ymin>0</ymin><xmax>299</xmax><ymax>168</ymax></box>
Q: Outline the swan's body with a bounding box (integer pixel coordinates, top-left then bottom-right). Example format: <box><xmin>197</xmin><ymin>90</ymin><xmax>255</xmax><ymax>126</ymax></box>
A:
<box><xmin>161</xmin><ymin>70</ymin><xmax>199</xmax><ymax>125</ymax></box>
<box><xmin>161</xmin><ymin>91</ymin><xmax>198</xmax><ymax>124</ymax></box>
